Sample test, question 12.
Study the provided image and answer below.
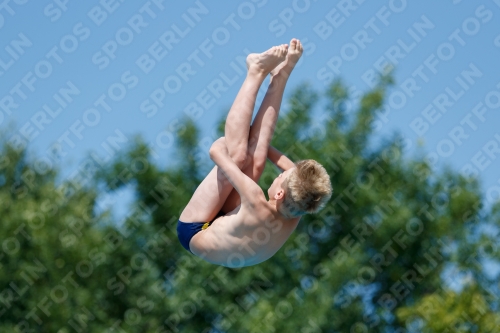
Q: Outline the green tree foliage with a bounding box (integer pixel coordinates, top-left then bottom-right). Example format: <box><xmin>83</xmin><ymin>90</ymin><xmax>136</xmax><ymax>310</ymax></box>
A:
<box><xmin>1</xmin><ymin>79</ymin><xmax>499</xmax><ymax>332</ymax></box>
<box><xmin>0</xmin><ymin>141</ymin><xmax>171</xmax><ymax>332</ymax></box>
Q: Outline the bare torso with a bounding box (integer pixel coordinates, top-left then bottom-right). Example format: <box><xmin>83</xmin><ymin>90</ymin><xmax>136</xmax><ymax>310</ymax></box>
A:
<box><xmin>189</xmin><ymin>201</ymin><xmax>300</xmax><ymax>267</ymax></box>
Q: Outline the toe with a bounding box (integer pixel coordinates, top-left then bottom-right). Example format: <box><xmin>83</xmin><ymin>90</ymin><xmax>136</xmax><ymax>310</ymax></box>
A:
<box><xmin>290</xmin><ymin>38</ymin><xmax>298</xmax><ymax>50</ymax></box>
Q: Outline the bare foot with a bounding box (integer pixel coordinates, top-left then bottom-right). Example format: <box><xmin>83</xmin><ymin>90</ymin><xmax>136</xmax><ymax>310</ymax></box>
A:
<box><xmin>270</xmin><ymin>38</ymin><xmax>303</xmax><ymax>78</ymax></box>
<box><xmin>246</xmin><ymin>44</ymin><xmax>288</xmax><ymax>77</ymax></box>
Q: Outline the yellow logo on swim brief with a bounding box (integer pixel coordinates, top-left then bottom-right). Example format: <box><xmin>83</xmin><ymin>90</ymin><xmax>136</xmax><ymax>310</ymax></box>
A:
<box><xmin>202</xmin><ymin>222</ymin><xmax>210</xmax><ymax>230</ymax></box>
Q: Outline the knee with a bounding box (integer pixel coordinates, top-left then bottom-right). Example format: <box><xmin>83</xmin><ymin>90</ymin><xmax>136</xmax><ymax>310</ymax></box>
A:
<box><xmin>252</xmin><ymin>154</ymin><xmax>266</xmax><ymax>175</ymax></box>
<box><xmin>231</xmin><ymin>148</ymin><xmax>249</xmax><ymax>169</ymax></box>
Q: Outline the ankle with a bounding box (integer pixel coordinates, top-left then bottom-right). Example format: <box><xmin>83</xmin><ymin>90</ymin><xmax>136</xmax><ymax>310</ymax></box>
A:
<box><xmin>270</xmin><ymin>71</ymin><xmax>289</xmax><ymax>84</ymax></box>
<box><xmin>247</xmin><ymin>68</ymin><xmax>268</xmax><ymax>80</ymax></box>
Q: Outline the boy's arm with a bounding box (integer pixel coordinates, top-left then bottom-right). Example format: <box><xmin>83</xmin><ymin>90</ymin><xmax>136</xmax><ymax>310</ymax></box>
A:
<box><xmin>267</xmin><ymin>146</ymin><xmax>295</xmax><ymax>171</ymax></box>
<box><xmin>210</xmin><ymin>138</ymin><xmax>264</xmax><ymax>207</ymax></box>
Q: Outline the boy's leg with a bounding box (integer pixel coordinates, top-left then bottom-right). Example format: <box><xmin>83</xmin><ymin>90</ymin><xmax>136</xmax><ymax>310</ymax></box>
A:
<box><xmin>224</xmin><ymin>44</ymin><xmax>288</xmax><ymax>167</ymax></box>
<box><xmin>221</xmin><ymin>39</ymin><xmax>303</xmax><ymax>213</ymax></box>
<box><xmin>179</xmin><ymin>45</ymin><xmax>287</xmax><ymax>223</ymax></box>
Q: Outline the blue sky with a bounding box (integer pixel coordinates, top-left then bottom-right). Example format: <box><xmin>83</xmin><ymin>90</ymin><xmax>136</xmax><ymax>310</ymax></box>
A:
<box><xmin>1</xmin><ymin>0</ymin><xmax>500</xmax><ymax>224</ymax></box>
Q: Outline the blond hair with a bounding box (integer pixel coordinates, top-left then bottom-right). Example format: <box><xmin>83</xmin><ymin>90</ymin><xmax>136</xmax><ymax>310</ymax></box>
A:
<box><xmin>280</xmin><ymin>160</ymin><xmax>332</xmax><ymax>217</ymax></box>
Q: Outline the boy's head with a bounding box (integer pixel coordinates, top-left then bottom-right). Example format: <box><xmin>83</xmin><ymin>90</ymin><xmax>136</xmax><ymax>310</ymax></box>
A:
<box><xmin>268</xmin><ymin>160</ymin><xmax>332</xmax><ymax>217</ymax></box>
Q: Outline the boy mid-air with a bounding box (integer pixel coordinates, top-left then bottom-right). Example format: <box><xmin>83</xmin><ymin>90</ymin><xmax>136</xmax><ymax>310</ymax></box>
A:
<box><xmin>177</xmin><ymin>39</ymin><xmax>332</xmax><ymax>268</ymax></box>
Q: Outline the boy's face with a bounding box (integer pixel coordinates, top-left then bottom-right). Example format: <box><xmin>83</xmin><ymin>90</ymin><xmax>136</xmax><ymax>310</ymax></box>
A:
<box><xmin>268</xmin><ymin>168</ymin><xmax>295</xmax><ymax>200</ymax></box>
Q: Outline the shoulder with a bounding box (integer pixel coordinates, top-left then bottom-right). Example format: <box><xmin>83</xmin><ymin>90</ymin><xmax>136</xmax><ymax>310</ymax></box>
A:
<box><xmin>245</xmin><ymin>196</ymin><xmax>269</xmax><ymax>217</ymax></box>
<box><xmin>240</xmin><ymin>188</ymin><xmax>267</xmax><ymax>209</ymax></box>
<box><xmin>237</xmin><ymin>196</ymin><xmax>271</xmax><ymax>223</ymax></box>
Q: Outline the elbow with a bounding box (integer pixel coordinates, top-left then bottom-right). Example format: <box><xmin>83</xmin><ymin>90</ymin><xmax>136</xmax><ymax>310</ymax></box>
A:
<box><xmin>209</xmin><ymin>137</ymin><xmax>226</xmax><ymax>161</ymax></box>
<box><xmin>209</xmin><ymin>147</ymin><xmax>217</xmax><ymax>160</ymax></box>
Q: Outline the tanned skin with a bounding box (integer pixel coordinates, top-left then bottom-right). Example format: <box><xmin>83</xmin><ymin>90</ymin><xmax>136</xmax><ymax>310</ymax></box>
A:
<box><xmin>179</xmin><ymin>39</ymin><xmax>304</xmax><ymax>267</ymax></box>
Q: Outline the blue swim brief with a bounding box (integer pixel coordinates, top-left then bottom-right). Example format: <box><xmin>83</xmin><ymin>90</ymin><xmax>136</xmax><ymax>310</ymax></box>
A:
<box><xmin>177</xmin><ymin>211</ymin><xmax>225</xmax><ymax>254</ymax></box>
